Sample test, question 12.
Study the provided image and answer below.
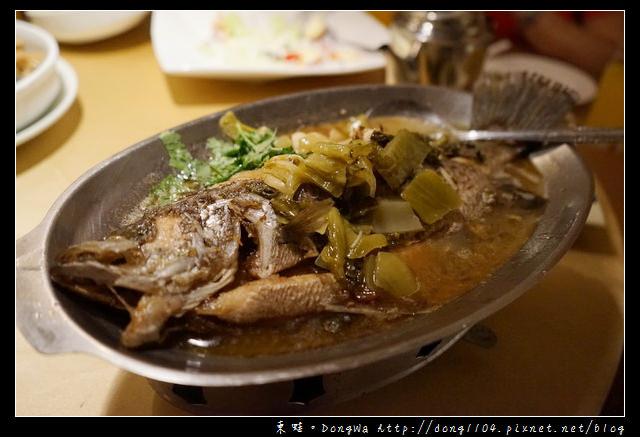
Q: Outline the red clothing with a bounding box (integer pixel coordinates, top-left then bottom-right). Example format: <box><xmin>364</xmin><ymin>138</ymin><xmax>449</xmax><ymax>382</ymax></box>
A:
<box><xmin>484</xmin><ymin>11</ymin><xmax>598</xmax><ymax>40</ymax></box>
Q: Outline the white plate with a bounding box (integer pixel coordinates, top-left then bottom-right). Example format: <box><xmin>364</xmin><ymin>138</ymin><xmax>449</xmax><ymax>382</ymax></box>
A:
<box><xmin>483</xmin><ymin>53</ymin><xmax>598</xmax><ymax>105</ymax></box>
<box><xmin>150</xmin><ymin>11</ymin><xmax>388</xmax><ymax>80</ymax></box>
<box><xmin>16</xmin><ymin>57</ymin><xmax>78</xmax><ymax>147</ymax></box>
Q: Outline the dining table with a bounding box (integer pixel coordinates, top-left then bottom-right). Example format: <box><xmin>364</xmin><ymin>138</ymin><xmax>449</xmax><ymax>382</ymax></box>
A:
<box><xmin>15</xmin><ymin>12</ymin><xmax>624</xmax><ymax>417</ymax></box>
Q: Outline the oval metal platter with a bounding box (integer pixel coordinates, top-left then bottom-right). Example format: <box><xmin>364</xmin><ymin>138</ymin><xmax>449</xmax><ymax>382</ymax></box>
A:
<box><xmin>16</xmin><ymin>84</ymin><xmax>594</xmax><ymax>388</ymax></box>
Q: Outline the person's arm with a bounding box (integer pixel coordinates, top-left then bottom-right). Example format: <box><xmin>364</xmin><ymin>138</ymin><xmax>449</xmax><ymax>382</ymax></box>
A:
<box><xmin>517</xmin><ymin>11</ymin><xmax>622</xmax><ymax>77</ymax></box>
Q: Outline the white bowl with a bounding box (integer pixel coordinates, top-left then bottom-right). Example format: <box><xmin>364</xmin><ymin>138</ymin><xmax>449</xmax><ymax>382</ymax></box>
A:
<box><xmin>16</xmin><ymin>20</ymin><xmax>61</xmax><ymax>132</ymax></box>
<box><xmin>24</xmin><ymin>11</ymin><xmax>149</xmax><ymax>44</ymax></box>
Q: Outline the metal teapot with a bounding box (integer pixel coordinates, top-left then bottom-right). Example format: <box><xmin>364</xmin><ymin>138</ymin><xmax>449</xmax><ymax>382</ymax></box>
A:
<box><xmin>387</xmin><ymin>11</ymin><xmax>492</xmax><ymax>90</ymax></box>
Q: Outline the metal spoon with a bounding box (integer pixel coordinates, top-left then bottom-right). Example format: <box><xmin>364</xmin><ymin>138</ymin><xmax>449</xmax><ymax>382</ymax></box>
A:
<box><xmin>366</xmin><ymin>99</ymin><xmax>624</xmax><ymax>144</ymax></box>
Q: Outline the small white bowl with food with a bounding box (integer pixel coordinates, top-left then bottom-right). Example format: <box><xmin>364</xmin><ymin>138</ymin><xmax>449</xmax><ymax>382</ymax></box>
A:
<box><xmin>24</xmin><ymin>10</ymin><xmax>149</xmax><ymax>44</ymax></box>
<box><xmin>16</xmin><ymin>20</ymin><xmax>61</xmax><ymax>132</ymax></box>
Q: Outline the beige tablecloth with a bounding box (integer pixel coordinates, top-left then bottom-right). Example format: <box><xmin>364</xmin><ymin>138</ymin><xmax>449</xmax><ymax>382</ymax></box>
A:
<box><xmin>15</xmin><ymin>15</ymin><xmax>624</xmax><ymax>416</ymax></box>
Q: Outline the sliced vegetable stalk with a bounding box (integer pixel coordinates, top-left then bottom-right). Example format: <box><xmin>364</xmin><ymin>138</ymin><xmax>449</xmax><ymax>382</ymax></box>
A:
<box><xmin>316</xmin><ymin>207</ymin><xmax>388</xmax><ymax>278</ymax></box>
<box><xmin>371</xmin><ymin>198</ymin><xmax>424</xmax><ymax>234</ymax></box>
<box><xmin>259</xmin><ymin>138</ymin><xmax>375</xmax><ymax>200</ymax></box>
<box><xmin>367</xmin><ymin>251</ymin><xmax>418</xmax><ymax>297</ymax></box>
<box><xmin>346</xmin><ymin>230</ymin><xmax>388</xmax><ymax>259</ymax></box>
<box><xmin>375</xmin><ymin>129</ymin><xmax>436</xmax><ymax>189</ymax></box>
<box><xmin>347</xmin><ymin>156</ymin><xmax>376</xmax><ymax>197</ymax></box>
<box><xmin>282</xmin><ymin>198</ymin><xmax>334</xmax><ymax>236</ymax></box>
<box><xmin>261</xmin><ymin>154</ymin><xmax>346</xmax><ymax>199</ymax></box>
<box><xmin>316</xmin><ymin>208</ymin><xmax>348</xmax><ymax>277</ymax></box>
<box><xmin>401</xmin><ymin>169</ymin><xmax>462</xmax><ymax>225</ymax></box>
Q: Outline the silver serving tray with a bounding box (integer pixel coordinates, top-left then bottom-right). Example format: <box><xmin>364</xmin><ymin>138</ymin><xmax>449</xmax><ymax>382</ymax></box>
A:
<box><xmin>15</xmin><ymin>84</ymin><xmax>593</xmax><ymax>392</ymax></box>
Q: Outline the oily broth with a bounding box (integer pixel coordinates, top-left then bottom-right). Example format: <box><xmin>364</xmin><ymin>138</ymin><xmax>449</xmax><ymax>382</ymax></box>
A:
<box><xmin>395</xmin><ymin>208</ymin><xmax>541</xmax><ymax>307</ymax></box>
<box><xmin>179</xmin><ymin>116</ymin><xmax>545</xmax><ymax>357</ymax></box>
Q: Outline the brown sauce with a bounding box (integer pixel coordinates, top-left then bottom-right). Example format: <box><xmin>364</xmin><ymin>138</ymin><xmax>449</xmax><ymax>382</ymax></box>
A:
<box><xmin>395</xmin><ymin>208</ymin><xmax>540</xmax><ymax>307</ymax></box>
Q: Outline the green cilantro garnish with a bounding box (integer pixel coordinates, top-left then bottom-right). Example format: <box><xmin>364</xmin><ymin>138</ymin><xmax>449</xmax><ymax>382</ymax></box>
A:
<box><xmin>146</xmin><ymin>112</ymin><xmax>293</xmax><ymax>207</ymax></box>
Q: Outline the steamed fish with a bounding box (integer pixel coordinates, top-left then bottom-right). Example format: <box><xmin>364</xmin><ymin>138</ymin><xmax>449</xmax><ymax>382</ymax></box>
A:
<box><xmin>52</xmin><ymin>179</ymin><xmax>318</xmax><ymax>347</ymax></box>
<box><xmin>50</xmin><ymin>113</ymin><xmax>546</xmax><ymax>351</ymax></box>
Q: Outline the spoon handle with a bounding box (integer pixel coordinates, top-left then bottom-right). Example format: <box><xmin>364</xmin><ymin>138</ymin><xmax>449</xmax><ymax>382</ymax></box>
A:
<box><xmin>461</xmin><ymin>126</ymin><xmax>624</xmax><ymax>144</ymax></box>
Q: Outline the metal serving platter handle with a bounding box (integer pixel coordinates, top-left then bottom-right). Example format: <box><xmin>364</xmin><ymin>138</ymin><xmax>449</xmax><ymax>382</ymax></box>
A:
<box><xmin>16</xmin><ymin>222</ymin><xmax>93</xmax><ymax>354</ymax></box>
